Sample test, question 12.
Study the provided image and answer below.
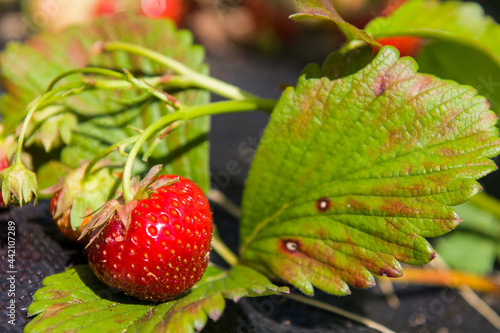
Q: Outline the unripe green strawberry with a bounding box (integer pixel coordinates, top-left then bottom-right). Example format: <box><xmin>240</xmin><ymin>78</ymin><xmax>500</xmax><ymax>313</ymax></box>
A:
<box><xmin>86</xmin><ymin>170</ymin><xmax>213</xmax><ymax>302</ymax></box>
<box><xmin>49</xmin><ymin>190</ymin><xmax>94</xmax><ymax>244</ymax></box>
<box><xmin>45</xmin><ymin>162</ymin><xmax>119</xmax><ymax>245</ymax></box>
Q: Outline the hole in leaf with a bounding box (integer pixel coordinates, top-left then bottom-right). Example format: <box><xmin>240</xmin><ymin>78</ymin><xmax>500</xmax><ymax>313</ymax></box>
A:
<box><xmin>316</xmin><ymin>198</ymin><xmax>331</xmax><ymax>212</ymax></box>
<box><xmin>283</xmin><ymin>240</ymin><xmax>299</xmax><ymax>252</ymax></box>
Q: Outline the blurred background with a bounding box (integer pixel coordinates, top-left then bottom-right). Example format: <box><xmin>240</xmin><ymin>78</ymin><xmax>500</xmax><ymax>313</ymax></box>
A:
<box><xmin>2</xmin><ymin>1</ymin><xmax>500</xmax><ymax>332</ymax></box>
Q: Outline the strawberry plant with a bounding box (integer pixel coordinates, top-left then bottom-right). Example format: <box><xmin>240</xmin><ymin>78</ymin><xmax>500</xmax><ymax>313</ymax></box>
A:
<box><xmin>2</xmin><ymin>0</ymin><xmax>500</xmax><ymax>332</ymax></box>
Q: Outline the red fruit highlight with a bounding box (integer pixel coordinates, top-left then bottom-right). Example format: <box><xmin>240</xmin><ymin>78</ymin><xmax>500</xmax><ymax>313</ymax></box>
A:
<box><xmin>377</xmin><ymin>36</ymin><xmax>423</xmax><ymax>57</ymax></box>
<box><xmin>374</xmin><ymin>0</ymin><xmax>423</xmax><ymax>58</ymax></box>
<box><xmin>87</xmin><ymin>175</ymin><xmax>212</xmax><ymax>301</ymax></box>
<box><xmin>140</xmin><ymin>0</ymin><xmax>184</xmax><ymax>23</ymax></box>
<box><xmin>93</xmin><ymin>0</ymin><xmax>124</xmax><ymax>16</ymax></box>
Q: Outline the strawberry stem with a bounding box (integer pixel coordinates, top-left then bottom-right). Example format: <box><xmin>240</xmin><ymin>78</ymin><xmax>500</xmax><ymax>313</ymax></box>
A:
<box><xmin>46</xmin><ymin>67</ymin><xmax>126</xmax><ymax>91</ymax></box>
<box><xmin>44</xmin><ymin>67</ymin><xmax>198</xmax><ymax>111</ymax></box>
<box><xmin>211</xmin><ymin>228</ymin><xmax>238</xmax><ymax>266</ymax></box>
<box><xmin>13</xmin><ymin>82</ymin><xmax>85</xmax><ymax>165</ymax></box>
<box><xmin>82</xmin><ymin>135</ymin><xmax>139</xmax><ymax>182</ymax></box>
<box><xmin>102</xmin><ymin>41</ymin><xmax>259</xmax><ymax>102</ymax></box>
<box><xmin>121</xmin><ymin>98</ymin><xmax>277</xmax><ymax>203</ymax></box>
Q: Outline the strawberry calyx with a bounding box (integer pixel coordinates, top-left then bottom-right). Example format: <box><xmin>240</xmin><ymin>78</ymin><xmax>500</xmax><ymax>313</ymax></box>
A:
<box><xmin>43</xmin><ymin>161</ymin><xmax>119</xmax><ymax>231</ymax></box>
<box><xmin>0</xmin><ymin>163</ymin><xmax>37</xmax><ymax>207</ymax></box>
<box><xmin>40</xmin><ymin>162</ymin><xmax>116</xmax><ymax>219</ymax></box>
<box><xmin>80</xmin><ymin>164</ymin><xmax>178</xmax><ymax>245</ymax></box>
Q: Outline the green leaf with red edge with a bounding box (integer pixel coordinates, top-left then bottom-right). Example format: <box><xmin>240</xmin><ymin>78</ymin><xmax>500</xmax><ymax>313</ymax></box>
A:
<box><xmin>26</xmin><ymin>264</ymin><xmax>287</xmax><ymax>333</ymax></box>
<box><xmin>365</xmin><ymin>0</ymin><xmax>500</xmax><ymax>113</ymax></box>
<box><xmin>239</xmin><ymin>45</ymin><xmax>500</xmax><ymax>296</ymax></box>
<box><xmin>0</xmin><ymin>16</ymin><xmax>210</xmax><ymax>193</ymax></box>
<box><xmin>417</xmin><ymin>40</ymin><xmax>500</xmax><ymax>116</ymax></box>
<box><xmin>291</xmin><ymin>0</ymin><xmax>380</xmax><ymax>48</ymax></box>
<box><xmin>365</xmin><ymin>0</ymin><xmax>500</xmax><ymax>63</ymax></box>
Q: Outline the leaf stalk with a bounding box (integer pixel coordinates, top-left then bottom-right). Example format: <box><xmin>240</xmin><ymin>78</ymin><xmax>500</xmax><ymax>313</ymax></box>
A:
<box><xmin>102</xmin><ymin>41</ymin><xmax>258</xmax><ymax>101</ymax></box>
<box><xmin>121</xmin><ymin>98</ymin><xmax>277</xmax><ymax>203</ymax></box>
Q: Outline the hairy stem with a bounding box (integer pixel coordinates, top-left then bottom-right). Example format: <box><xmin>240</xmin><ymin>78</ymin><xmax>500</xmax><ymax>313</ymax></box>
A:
<box><xmin>82</xmin><ymin>135</ymin><xmax>139</xmax><ymax>182</ymax></box>
<box><xmin>121</xmin><ymin>98</ymin><xmax>277</xmax><ymax>202</ymax></box>
<box><xmin>14</xmin><ymin>82</ymin><xmax>85</xmax><ymax>165</ymax></box>
<box><xmin>46</xmin><ymin>67</ymin><xmax>125</xmax><ymax>91</ymax></box>
<box><xmin>102</xmin><ymin>41</ymin><xmax>257</xmax><ymax>101</ymax></box>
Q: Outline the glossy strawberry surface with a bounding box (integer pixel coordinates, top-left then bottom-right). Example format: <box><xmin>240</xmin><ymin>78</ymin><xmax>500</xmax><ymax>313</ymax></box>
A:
<box><xmin>377</xmin><ymin>36</ymin><xmax>423</xmax><ymax>57</ymax></box>
<box><xmin>87</xmin><ymin>175</ymin><xmax>213</xmax><ymax>301</ymax></box>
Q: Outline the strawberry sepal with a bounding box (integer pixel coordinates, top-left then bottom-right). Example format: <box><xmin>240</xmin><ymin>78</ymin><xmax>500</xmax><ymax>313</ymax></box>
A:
<box><xmin>0</xmin><ymin>163</ymin><xmax>38</xmax><ymax>207</ymax></box>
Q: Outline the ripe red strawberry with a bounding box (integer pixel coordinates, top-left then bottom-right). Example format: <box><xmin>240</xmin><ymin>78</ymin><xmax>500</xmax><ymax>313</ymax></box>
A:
<box><xmin>377</xmin><ymin>36</ymin><xmax>423</xmax><ymax>57</ymax></box>
<box><xmin>140</xmin><ymin>0</ymin><xmax>185</xmax><ymax>23</ymax></box>
<box><xmin>85</xmin><ymin>168</ymin><xmax>212</xmax><ymax>301</ymax></box>
<box><xmin>374</xmin><ymin>0</ymin><xmax>424</xmax><ymax>58</ymax></box>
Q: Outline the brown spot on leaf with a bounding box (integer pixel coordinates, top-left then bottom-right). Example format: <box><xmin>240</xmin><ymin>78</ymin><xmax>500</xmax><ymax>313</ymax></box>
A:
<box><xmin>346</xmin><ymin>198</ymin><xmax>368</xmax><ymax>211</ymax></box>
<box><xmin>39</xmin><ymin>303</ymin><xmax>70</xmax><ymax>319</ymax></box>
<box><xmin>349</xmin><ymin>275</ymin><xmax>374</xmax><ymax>289</ymax></box>
<box><xmin>373</xmin><ymin>74</ymin><xmax>389</xmax><ymax>96</ymax></box>
<box><xmin>378</xmin><ymin>265</ymin><xmax>402</xmax><ymax>278</ymax></box>
<box><xmin>316</xmin><ymin>227</ymin><xmax>329</xmax><ymax>239</ymax></box>
<box><xmin>436</xmin><ymin>146</ymin><xmax>456</xmax><ymax>156</ymax></box>
<box><xmin>316</xmin><ymin>198</ymin><xmax>331</xmax><ymax>212</ymax></box>
<box><xmin>412</xmin><ymin>76</ymin><xmax>434</xmax><ymax>94</ymax></box>
<box><xmin>281</xmin><ymin>239</ymin><xmax>300</xmax><ymax>253</ymax></box>
<box><xmin>381</xmin><ymin>199</ymin><xmax>414</xmax><ymax>216</ymax></box>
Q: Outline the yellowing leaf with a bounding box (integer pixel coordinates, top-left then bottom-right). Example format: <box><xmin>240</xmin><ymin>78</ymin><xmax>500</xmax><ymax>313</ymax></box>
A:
<box><xmin>239</xmin><ymin>46</ymin><xmax>500</xmax><ymax>296</ymax></box>
<box><xmin>26</xmin><ymin>265</ymin><xmax>287</xmax><ymax>333</ymax></box>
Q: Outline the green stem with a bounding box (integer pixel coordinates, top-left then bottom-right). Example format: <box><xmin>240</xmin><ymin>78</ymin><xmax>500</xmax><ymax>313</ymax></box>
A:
<box><xmin>23</xmin><ymin>105</ymin><xmax>66</xmax><ymax>144</ymax></box>
<box><xmin>14</xmin><ymin>82</ymin><xmax>85</xmax><ymax>165</ymax></box>
<box><xmin>14</xmin><ymin>98</ymin><xmax>42</xmax><ymax>165</ymax></box>
<box><xmin>211</xmin><ymin>230</ymin><xmax>238</xmax><ymax>266</ymax></box>
<box><xmin>89</xmin><ymin>75</ymin><xmax>196</xmax><ymax>91</ymax></box>
<box><xmin>39</xmin><ymin>75</ymin><xmax>181</xmax><ymax>112</ymax></box>
<box><xmin>82</xmin><ymin>135</ymin><xmax>139</xmax><ymax>181</ymax></box>
<box><xmin>46</xmin><ymin>67</ymin><xmax>125</xmax><ymax>91</ymax></box>
<box><xmin>102</xmin><ymin>41</ymin><xmax>256</xmax><ymax>101</ymax></box>
<box><xmin>121</xmin><ymin>98</ymin><xmax>277</xmax><ymax>202</ymax></box>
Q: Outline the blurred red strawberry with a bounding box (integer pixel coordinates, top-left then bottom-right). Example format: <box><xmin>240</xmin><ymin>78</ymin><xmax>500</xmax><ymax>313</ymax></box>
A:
<box><xmin>26</xmin><ymin>0</ymin><xmax>186</xmax><ymax>32</ymax></box>
<box><xmin>374</xmin><ymin>0</ymin><xmax>423</xmax><ymax>57</ymax></box>
<box><xmin>93</xmin><ymin>0</ymin><xmax>124</xmax><ymax>16</ymax></box>
<box><xmin>377</xmin><ymin>36</ymin><xmax>423</xmax><ymax>57</ymax></box>
<box><xmin>140</xmin><ymin>0</ymin><xmax>185</xmax><ymax>23</ymax></box>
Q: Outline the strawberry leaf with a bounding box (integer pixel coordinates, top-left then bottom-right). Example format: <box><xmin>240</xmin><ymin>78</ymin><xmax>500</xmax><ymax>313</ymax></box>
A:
<box><xmin>291</xmin><ymin>0</ymin><xmax>380</xmax><ymax>48</ymax></box>
<box><xmin>239</xmin><ymin>46</ymin><xmax>500</xmax><ymax>296</ymax></box>
<box><xmin>417</xmin><ymin>40</ymin><xmax>500</xmax><ymax>115</ymax></box>
<box><xmin>0</xmin><ymin>16</ymin><xmax>210</xmax><ymax>192</ymax></box>
<box><xmin>26</xmin><ymin>265</ymin><xmax>287</xmax><ymax>333</ymax></box>
<box><xmin>365</xmin><ymin>0</ymin><xmax>500</xmax><ymax>111</ymax></box>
